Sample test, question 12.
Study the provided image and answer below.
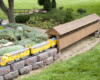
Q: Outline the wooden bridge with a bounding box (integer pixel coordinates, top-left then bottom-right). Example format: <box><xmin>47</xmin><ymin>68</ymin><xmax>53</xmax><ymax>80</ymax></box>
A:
<box><xmin>46</xmin><ymin>14</ymin><xmax>100</xmax><ymax>52</ymax></box>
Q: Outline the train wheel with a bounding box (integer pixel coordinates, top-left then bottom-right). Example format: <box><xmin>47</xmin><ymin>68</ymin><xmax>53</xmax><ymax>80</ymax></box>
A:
<box><xmin>33</xmin><ymin>52</ymin><xmax>40</xmax><ymax>56</ymax></box>
<box><xmin>7</xmin><ymin>61</ymin><xmax>14</xmax><ymax>65</ymax></box>
<box><xmin>15</xmin><ymin>58</ymin><xmax>20</xmax><ymax>62</ymax></box>
<box><xmin>45</xmin><ymin>49</ymin><xmax>49</xmax><ymax>51</ymax></box>
<box><xmin>21</xmin><ymin>56</ymin><xmax>28</xmax><ymax>60</ymax></box>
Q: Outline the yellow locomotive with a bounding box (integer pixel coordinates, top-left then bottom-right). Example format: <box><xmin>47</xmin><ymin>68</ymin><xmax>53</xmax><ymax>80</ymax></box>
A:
<box><xmin>0</xmin><ymin>37</ymin><xmax>57</xmax><ymax>66</ymax></box>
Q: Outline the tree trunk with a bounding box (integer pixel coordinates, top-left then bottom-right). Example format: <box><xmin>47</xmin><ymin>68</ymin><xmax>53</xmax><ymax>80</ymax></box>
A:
<box><xmin>0</xmin><ymin>0</ymin><xmax>15</xmax><ymax>23</ymax></box>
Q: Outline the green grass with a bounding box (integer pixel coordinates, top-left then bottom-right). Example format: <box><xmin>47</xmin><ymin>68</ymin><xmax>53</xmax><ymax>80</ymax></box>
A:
<box><xmin>1</xmin><ymin>0</ymin><xmax>100</xmax><ymax>20</ymax></box>
<box><xmin>0</xmin><ymin>25</ymin><xmax>4</xmax><ymax>29</ymax></box>
<box><xmin>18</xmin><ymin>43</ymin><xmax>100</xmax><ymax>80</ymax></box>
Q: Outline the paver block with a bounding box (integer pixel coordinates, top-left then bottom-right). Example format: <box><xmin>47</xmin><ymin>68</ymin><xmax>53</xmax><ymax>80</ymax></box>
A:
<box><xmin>4</xmin><ymin>70</ymin><xmax>19</xmax><ymax>80</ymax></box>
<box><xmin>43</xmin><ymin>57</ymin><xmax>53</xmax><ymax>65</ymax></box>
<box><xmin>10</xmin><ymin>60</ymin><xmax>25</xmax><ymax>71</ymax></box>
<box><xmin>19</xmin><ymin>65</ymin><xmax>32</xmax><ymax>75</ymax></box>
<box><xmin>32</xmin><ymin>61</ymin><xmax>44</xmax><ymax>69</ymax></box>
<box><xmin>0</xmin><ymin>66</ymin><xmax>10</xmax><ymax>76</ymax></box>
<box><xmin>25</xmin><ymin>56</ymin><xmax>37</xmax><ymax>66</ymax></box>
<box><xmin>0</xmin><ymin>76</ymin><xmax>4</xmax><ymax>80</ymax></box>
<box><xmin>37</xmin><ymin>52</ymin><xmax>48</xmax><ymax>61</ymax></box>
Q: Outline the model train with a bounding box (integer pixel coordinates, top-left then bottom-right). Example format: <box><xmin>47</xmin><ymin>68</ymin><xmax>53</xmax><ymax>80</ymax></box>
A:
<box><xmin>0</xmin><ymin>37</ymin><xmax>57</xmax><ymax>66</ymax></box>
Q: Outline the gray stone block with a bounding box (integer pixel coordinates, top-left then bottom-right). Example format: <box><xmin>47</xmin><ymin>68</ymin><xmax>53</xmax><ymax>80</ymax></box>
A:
<box><xmin>37</xmin><ymin>52</ymin><xmax>48</xmax><ymax>61</ymax></box>
<box><xmin>0</xmin><ymin>66</ymin><xmax>10</xmax><ymax>76</ymax></box>
<box><xmin>43</xmin><ymin>57</ymin><xmax>53</xmax><ymax>65</ymax></box>
<box><xmin>19</xmin><ymin>65</ymin><xmax>32</xmax><ymax>75</ymax></box>
<box><xmin>32</xmin><ymin>61</ymin><xmax>44</xmax><ymax>69</ymax></box>
<box><xmin>10</xmin><ymin>60</ymin><xmax>25</xmax><ymax>71</ymax></box>
<box><xmin>25</xmin><ymin>56</ymin><xmax>37</xmax><ymax>66</ymax></box>
<box><xmin>4</xmin><ymin>70</ymin><xmax>19</xmax><ymax>80</ymax></box>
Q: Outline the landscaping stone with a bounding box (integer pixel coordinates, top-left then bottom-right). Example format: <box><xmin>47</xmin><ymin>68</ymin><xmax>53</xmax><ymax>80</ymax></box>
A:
<box><xmin>48</xmin><ymin>48</ymin><xmax>57</xmax><ymax>57</ymax></box>
<box><xmin>53</xmin><ymin>52</ymin><xmax>61</xmax><ymax>60</ymax></box>
<box><xmin>10</xmin><ymin>60</ymin><xmax>25</xmax><ymax>71</ymax></box>
<box><xmin>37</xmin><ymin>52</ymin><xmax>48</xmax><ymax>61</ymax></box>
<box><xmin>32</xmin><ymin>61</ymin><xmax>44</xmax><ymax>69</ymax></box>
<box><xmin>3</xmin><ymin>42</ymin><xmax>13</xmax><ymax>47</ymax></box>
<box><xmin>19</xmin><ymin>65</ymin><xmax>32</xmax><ymax>75</ymax></box>
<box><xmin>25</xmin><ymin>56</ymin><xmax>37</xmax><ymax>66</ymax></box>
<box><xmin>0</xmin><ymin>76</ymin><xmax>4</xmax><ymax>80</ymax></box>
<box><xmin>43</xmin><ymin>57</ymin><xmax>53</xmax><ymax>65</ymax></box>
<box><xmin>4</xmin><ymin>70</ymin><xmax>19</xmax><ymax>80</ymax></box>
<box><xmin>0</xmin><ymin>66</ymin><xmax>10</xmax><ymax>76</ymax></box>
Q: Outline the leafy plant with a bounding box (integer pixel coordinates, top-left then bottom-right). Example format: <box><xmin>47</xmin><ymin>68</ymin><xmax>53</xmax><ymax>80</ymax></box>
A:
<box><xmin>77</xmin><ymin>8</ymin><xmax>86</xmax><ymax>14</ymax></box>
<box><xmin>44</xmin><ymin>0</ymin><xmax>51</xmax><ymax>11</ymax></box>
<box><xmin>15</xmin><ymin>14</ymin><xmax>30</xmax><ymax>23</ymax></box>
<box><xmin>0</xmin><ymin>39</ymin><xmax>9</xmax><ymax>44</ymax></box>
<box><xmin>52</xmin><ymin>0</ymin><xmax>56</xmax><ymax>8</ymax></box>
<box><xmin>0</xmin><ymin>45</ymin><xmax>24</xmax><ymax>55</ymax></box>
<box><xmin>63</xmin><ymin>8</ymin><xmax>75</xmax><ymax>23</ymax></box>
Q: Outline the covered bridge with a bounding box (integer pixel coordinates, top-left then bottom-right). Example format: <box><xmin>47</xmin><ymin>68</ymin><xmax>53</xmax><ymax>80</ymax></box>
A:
<box><xmin>46</xmin><ymin>14</ymin><xmax>100</xmax><ymax>52</ymax></box>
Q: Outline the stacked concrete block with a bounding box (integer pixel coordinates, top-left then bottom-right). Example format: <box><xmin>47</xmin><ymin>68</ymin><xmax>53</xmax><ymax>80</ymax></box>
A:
<box><xmin>10</xmin><ymin>60</ymin><xmax>25</xmax><ymax>71</ymax></box>
<box><xmin>0</xmin><ymin>66</ymin><xmax>10</xmax><ymax>76</ymax></box>
<box><xmin>19</xmin><ymin>65</ymin><xmax>32</xmax><ymax>75</ymax></box>
<box><xmin>25</xmin><ymin>56</ymin><xmax>37</xmax><ymax>66</ymax></box>
<box><xmin>43</xmin><ymin>57</ymin><xmax>53</xmax><ymax>65</ymax></box>
<box><xmin>4</xmin><ymin>70</ymin><xmax>19</xmax><ymax>80</ymax></box>
<box><xmin>0</xmin><ymin>76</ymin><xmax>4</xmax><ymax>80</ymax></box>
<box><xmin>32</xmin><ymin>61</ymin><xmax>44</xmax><ymax>69</ymax></box>
<box><xmin>0</xmin><ymin>48</ymin><xmax>61</xmax><ymax>80</ymax></box>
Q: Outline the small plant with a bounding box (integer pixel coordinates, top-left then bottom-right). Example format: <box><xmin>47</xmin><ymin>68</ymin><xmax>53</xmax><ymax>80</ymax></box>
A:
<box><xmin>15</xmin><ymin>14</ymin><xmax>30</xmax><ymax>23</ymax></box>
<box><xmin>52</xmin><ymin>0</ymin><xmax>56</xmax><ymax>8</ymax></box>
<box><xmin>59</xmin><ymin>6</ymin><xmax>63</xmax><ymax>10</ymax></box>
<box><xmin>0</xmin><ymin>45</ymin><xmax>24</xmax><ymax>55</ymax></box>
<box><xmin>38</xmin><ymin>0</ymin><xmax>45</xmax><ymax>5</ymax></box>
<box><xmin>77</xmin><ymin>8</ymin><xmax>86</xmax><ymax>14</ymax></box>
<box><xmin>44</xmin><ymin>0</ymin><xmax>51</xmax><ymax>11</ymax></box>
<box><xmin>0</xmin><ymin>39</ymin><xmax>9</xmax><ymax>44</ymax></box>
<box><xmin>63</xmin><ymin>8</ymin><xmax>75</xmax><ymax>23</ymax></box>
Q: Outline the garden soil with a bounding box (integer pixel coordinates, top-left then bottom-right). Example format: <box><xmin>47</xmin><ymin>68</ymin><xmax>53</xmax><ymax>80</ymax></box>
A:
<box><xmin>3</xmin><ymin>20</ymin><xmax>100</xmax><ymax>79</ymax></box>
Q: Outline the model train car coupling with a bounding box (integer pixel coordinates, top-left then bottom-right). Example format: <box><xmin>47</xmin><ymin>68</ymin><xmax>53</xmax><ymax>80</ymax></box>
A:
<box><xmin>0</xmin><ymin>37</ymin><xmax>57</xmax><ymax>66</ymax></box>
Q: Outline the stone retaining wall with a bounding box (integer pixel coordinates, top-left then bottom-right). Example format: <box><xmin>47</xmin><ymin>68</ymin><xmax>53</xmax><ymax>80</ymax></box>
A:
<box><xmin>0</xmin><ymin>48</ymin><xmax>61</xmax><ymax>80</ymax></box>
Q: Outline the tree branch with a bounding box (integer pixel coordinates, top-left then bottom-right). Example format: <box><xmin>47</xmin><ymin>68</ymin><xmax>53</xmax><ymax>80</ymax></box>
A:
<box><xmin>0</xmin><ymin>0</ymin><xmax>8</xmax><ymax>14</ymax></box>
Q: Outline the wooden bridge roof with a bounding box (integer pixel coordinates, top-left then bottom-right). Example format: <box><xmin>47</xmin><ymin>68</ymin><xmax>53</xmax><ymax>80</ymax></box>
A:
<box><xmin>46</xmin><ymin>13</ymin><xmax>100</xmax><ymax>35</ymax></box>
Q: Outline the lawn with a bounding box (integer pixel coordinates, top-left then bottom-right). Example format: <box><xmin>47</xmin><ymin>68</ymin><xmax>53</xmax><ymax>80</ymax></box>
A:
<box><xmin>1</xmin><ymin>0</ymin><xmax>100</xmax><ymax>20</ymax></box>
<box><xmin>18</xmin><ymin>43</ymin><xmax>100</xmax><ymax>80</ymax></box>
<box><xmin>3</xmin><ymin>0</ymin><xmax>100</xmax><ymax>15</ymax></box>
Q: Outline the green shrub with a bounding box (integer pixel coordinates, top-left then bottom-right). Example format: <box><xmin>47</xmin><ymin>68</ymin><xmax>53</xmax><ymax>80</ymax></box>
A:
<box><xmin>52</xmin><ymin>0</ymin><xmax>56</xmax><ymax>8</ymax></box>
<box><xmin>59</xmin><ymin>6</ymin><xmax>63</xmax><ymax>10</ymax></box>
<box><xmin>63</xmin><ymin>8</ymin><xmax>75</xmax><ymax>23</ymax></box>
<box><xmin>15</xmin><ymin>14</ymin><xmax>30</xmax><ymax>23</ymax></box>
<box><xmin>0</xmin><ymin>45</ymin><xmax>24</xmax><ymax>55</ymax></box>
<box><xmin>44</xmin><ymin>0</ymin><xmax>51</xmax><ymax>11</ymax></box>
<box><xmin>27</xmin><ymin>9</ymin><xmax>65</xmax><ymax>29</ymax></box>
<box><xmin>38</xmin><ymin>0</ymin><xmax>44</xmax><ymax>5</ymax></box>
<box><xmin>0</xmin><ymin>39</ymin><xmax>9</xmax><ymax>44</ymax></box>
<box><xmin>77</xmin><ymin>8</ymin><xmax>86</xmax><ymax>14</ymax></box>
<box><xmin>0</xmin><ymin>29</ymin><xmax>16</xmax><ymax>41</ymax></box>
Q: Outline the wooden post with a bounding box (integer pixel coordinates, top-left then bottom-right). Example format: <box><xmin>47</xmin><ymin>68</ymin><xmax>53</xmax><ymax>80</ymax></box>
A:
<box><xmin>56</xmin><ymin>35</ymin><xmax>60</xmax><ymax>53</ymax></box>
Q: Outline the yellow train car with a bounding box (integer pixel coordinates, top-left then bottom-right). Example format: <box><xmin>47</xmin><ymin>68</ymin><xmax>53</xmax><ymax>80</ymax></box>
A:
<box><xmin>29</xmin><ymin>41</ymin><xmax>51</xmax><ymax>55</ymax></box>
<box><xmin>0</xmin><ymin>48</ymin><xmax>30</xmax><ymax>66</ymax></box>
<box><xmin>47</xmin><ymin>37</ymin><xmax>57</xmax><ymax>47</ymax></box>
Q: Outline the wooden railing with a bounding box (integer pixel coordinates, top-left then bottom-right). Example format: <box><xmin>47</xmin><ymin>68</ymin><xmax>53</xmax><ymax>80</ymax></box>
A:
<box><xmin>14</xmin><ymin>9</ymin><xmax>31</xmax><ymax>14</ymax></box>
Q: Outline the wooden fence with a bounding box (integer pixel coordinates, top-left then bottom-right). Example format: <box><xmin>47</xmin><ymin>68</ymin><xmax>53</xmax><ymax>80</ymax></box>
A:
<box><xmin>14</xmin><ymin>9</ymin><xmax>31</xmax><ymax>14</ymax></box>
